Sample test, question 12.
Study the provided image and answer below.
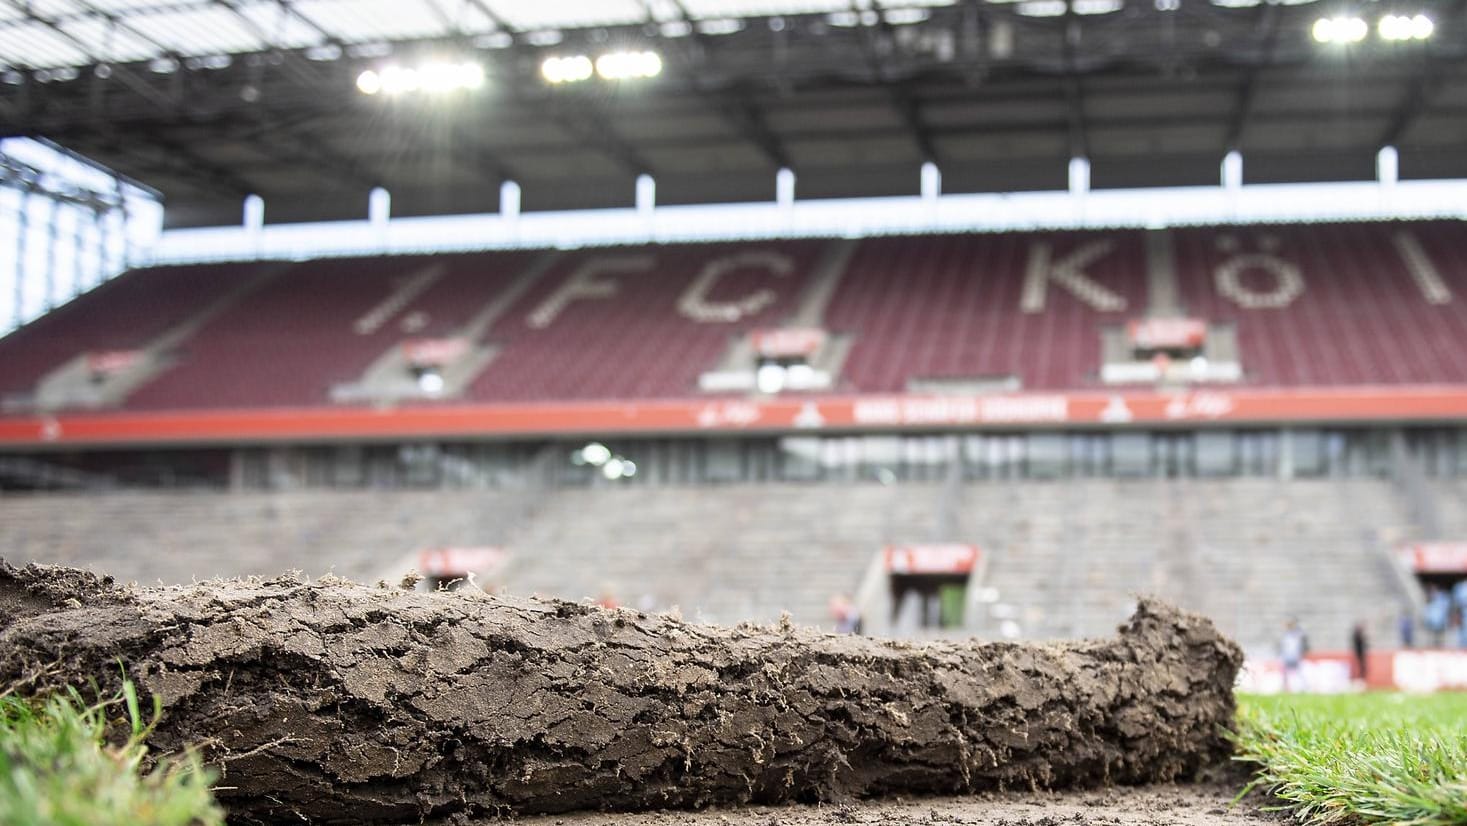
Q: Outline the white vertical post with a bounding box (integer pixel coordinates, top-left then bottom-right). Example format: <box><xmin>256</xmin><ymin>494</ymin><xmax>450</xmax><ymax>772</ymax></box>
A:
<box><xmin>776</xmin><ymin>167</ymin><xmax>795</xmax><ymax>208</ymax></box>
<box><xmin>499</xmin><ymin>180</ymin><xmax>521</xmax><ymax>221</ymax></box>
<box><xmin>368</xmin><ymin>187</ymin><xmax>391</xmax><ymax>229</ymax></box>
<box><xmin>1068</xmin><ymin>157</ymin><xmax>1090</xmax><ymax>197</ymax></box>
<box><xmin>636</xmin><ymin>173</ymin><xmax>655</xmax><ymax>218</ymax></box>
<box><xmin>243</xmin><ymin>194</ymin><xmax>264</xmax><ymax>231</ymax></box>
<box><xmin>1377</xmin><ymin>145</ymin><xmax>1399</xmax><ymax>187</ymax></box>
<box><xmin>920</xmin><ymin>161</ymin><xmax>941</xmax><ymax>202</ymax></box>
<box><xmin>1221</xmin><ymin>150</ymin><xmax>1243</xmax><ymax>191</ymax></box>
<box><xmin>243</xmin><ymin>194</ymin><xmax>264</xmax><ymax>256</ymax></box>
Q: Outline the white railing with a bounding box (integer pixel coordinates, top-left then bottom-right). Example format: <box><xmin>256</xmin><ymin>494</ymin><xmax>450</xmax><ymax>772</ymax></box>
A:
<box><xmin>148</xmin><ymin>178</ymin><xmax>1467</xmax><ymax>265</ymax></box>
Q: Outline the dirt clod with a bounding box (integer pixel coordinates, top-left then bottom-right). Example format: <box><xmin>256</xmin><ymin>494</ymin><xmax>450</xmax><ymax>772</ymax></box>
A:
<box><xmin>0</xmin><ymin>561</ymin><xmax>1242</xmax><ymax>825</ymax></box>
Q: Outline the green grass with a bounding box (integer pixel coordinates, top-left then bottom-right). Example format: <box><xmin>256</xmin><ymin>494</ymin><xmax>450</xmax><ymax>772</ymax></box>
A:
<box><xmin>1234</xmin><ymin>693</ymin><xmax>1467</xmax><ymax>826</ymax></box>
<box><xmin>0</xmin><ymin>680</ymin><xmax>224</xmax><ymax>826</ymax></box>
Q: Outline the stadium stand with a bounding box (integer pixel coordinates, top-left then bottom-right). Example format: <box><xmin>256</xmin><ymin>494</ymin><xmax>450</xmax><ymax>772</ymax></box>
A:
<box><xmin>825</xmin><ymin>231</ymin><xmax>1149</xmax><ymax>391</ymax></box>
<box><xmin>0</xmin><ymin>263</ymin><xmax>258</xmax><ymax>406</ymax></box>
<box><xmin>468</xmin><ymin>241</ymin><xmax>826</xmax><ymax>401</ymax></box>
<box><xmin>4</xmin><ymin>222</ymin><xmax>1467</xmax><ymax>414</ymax></box>
<box><xmin>125</xmin><ymin>252</ymin><xmax>535</xmax><ymax>409</ymax></box>
<box><xmin>0</xmin><ymin>474</ymin><xmax>1417</xmax><ymax>653</ymax></box>
<box><xmin>1173</xmin><ymin>222</ymin><xmax>1467</xmax><ymax>386</ymax></box>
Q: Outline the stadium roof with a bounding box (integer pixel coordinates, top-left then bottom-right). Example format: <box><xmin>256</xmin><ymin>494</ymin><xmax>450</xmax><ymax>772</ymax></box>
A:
<box><xmin>1</xmin><ymin>0</ymin><xmax>1465</xmax><ymax>227</ymax></box>
<box><xmin>0</xmin><ymin>1</ymin><xmax>971</xmax><ymax>69</ymax></box>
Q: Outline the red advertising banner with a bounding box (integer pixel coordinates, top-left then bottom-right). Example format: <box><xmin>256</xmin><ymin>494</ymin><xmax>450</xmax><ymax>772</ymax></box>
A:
<box><xmin>1128</xmin><ymin>318</ymin><xmax>1207</xmax><ymax>350</ymax></box>
<box><xmin>751</xmin><ymin>328</ymin><xmax>826</xmax><ymax>358</ymax></box>
<box><xmin>884</xmin><ymin>544</ymin><xmax>981</xmax><ymax>575</ymax></box>
<box><xmin>402</xmin><ymin>338</ymin><xmax>469</xmax><ymax>368</ymax></box>
<box><xmin>417</xmin><ymin>547</ymin><xmax>508</xmax><ymax>578</ymax></box>
<box><xmin>6</xmin><ymin>385</ymin><xmax>1467</xmax><ymax>446</ymax></box>
<box><xmin>85</xmin><ymin>350</ymin><xmax>144</xmax><ymax>376</ymax></box>
<box><xmin>1398</xmin><ymin>542</ymin><xmax>1467</xmax><ymax>573</ymax></box>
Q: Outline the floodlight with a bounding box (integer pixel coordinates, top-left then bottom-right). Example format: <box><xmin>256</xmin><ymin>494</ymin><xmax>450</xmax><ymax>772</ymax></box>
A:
<box><xmin>698</xmin><ymin>18</ymin><xmax>742</xmax><ymax>35</ymax></box>
<box><xmin>1017</xmin><ymin>0</ymin><xmax>1067</xmax><ymax>17</ymax></box>
<box><xmin>542</xmin><ymin>55</ymin><xmax>593</xmax><ymax>84</ymax></box>
<box><xmin>1313</xmin><ymin>16</ymin><xmax>1367</xmax><ymax>43</ymax></box>
<box><xmin>360</xmin><ymin>62</ymin><xmax>484</xmax><ymax>95</ymax></box>
<box><xmin>1379</xmin><ymin>14</ymin><xmax>1433</xmax><ymax>40</ymax></box>
<box><xmin>594</xmin><ymin>51</ymin><xmax>662</xmax><ymax>81</ymax></box>
<box><xmin>581</xmin><ymin>442</ymin><xmax>612</xmax><ymax>466</ymax></box>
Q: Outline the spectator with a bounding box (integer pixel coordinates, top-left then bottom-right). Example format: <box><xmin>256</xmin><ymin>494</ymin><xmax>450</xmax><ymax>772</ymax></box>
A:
<box><xmin>1279</xmin><ymin>618</ymin><xmax>1309</xmax><ymax>693</ymax></box>
<box><xmin>829</xmin><ymin>594</ymin><xmax>862</xmax><ymax>635</ymax></box>
<box><xmin>1398</xmin><ymin>608</ymin><xmax>1416</xmax><ymax>649</ymax></box>
<box><xmin>1351</xmin><ymin>622</ymin><xmax>1368</xmax><ymax>685</ymax></box>
<box><xmin>596</xmin><ymin>583</ymin><xmax>619</xmax><ymax>611</ymax></box>
<box><xmin>1424</xmin><ymin>585</ymin><xmax>1451</xmax><ymax>648</ymax></box>
<box><xmin>1454</xmin><ymin>578</ymin><xmax>1467</xmax><ymax>648</ymax></box>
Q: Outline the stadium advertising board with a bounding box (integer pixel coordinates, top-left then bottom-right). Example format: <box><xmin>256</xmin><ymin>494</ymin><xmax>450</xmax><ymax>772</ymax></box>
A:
<box><xmin>417</xmin><ymin>547</ymin><xmax>508</xmax><ymax>578</ymax></box>
<box><xmin>883</xmin><ymin>544</ymin><xmax>981</xmax><ymax>575</ymax></box>
<box><xmin>7</xmin><ymin>385</ymin><xmax>1467</xmax><ymax>445</ymax></box>
<box><xmin>1241</xmin><ymin>649</ymin><xmax>1467</xmax><ymax>693</ymax></box>
<box><xmin>1128</xmin><ymin>318</ymin><xmax>1207</xmax><ymax>350</ymax></box>
<box><xmin>1397</xmin><ymin>542</ymin><xmax>1467</xmax><ymax>573</ymax></box>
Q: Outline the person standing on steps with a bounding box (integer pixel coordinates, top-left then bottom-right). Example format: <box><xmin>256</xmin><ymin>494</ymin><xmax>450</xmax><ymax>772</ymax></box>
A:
<box><xmin>1279</xmin><ymin>617</ymin><xmax>1309</xmax><ymax>693</ymax></box>
<box><xmin>1424</xmin><ymin>585</ymin><xmax>1451</xmax><ymax>648</ymax></box>
<box><xmin>1351</xmin><ymin>621</ymin><xmax>1369</xmax><ymax>686</ymax></box>
<box><xmin>1454</xmin><ymin>578</ymin><xmax>1467</xmax><ymax>648</ymax></box>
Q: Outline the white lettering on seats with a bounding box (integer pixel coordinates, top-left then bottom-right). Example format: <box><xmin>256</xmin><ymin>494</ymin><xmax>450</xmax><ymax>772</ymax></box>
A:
<box><xmin>1213</xmin><ymin>234</ymin><xmax>1304</xmax><ymax>309</ymax></box>
<box><xmin>1392</xmin><ymin>230</ymin><xmax>1452</xmax><ymax>305</ymax></box>
<box><xmin>353</xmin><ymin>263</ymin><xmax>445</xmax><ymax>335</ymax></box>
<box><xmin>678</xmin><ymin>251</ymin><xmax>794</xmax><ymax>323</ymax></box>
<box><xmin>527</xmin><ymin>256</ymin><xmax>654</xmax><ymax>329</ymax></box>
<box><xmin>1020</xmin><ymin>239</ymin><xmax>1125</xmax><ymax>313</ymax></box>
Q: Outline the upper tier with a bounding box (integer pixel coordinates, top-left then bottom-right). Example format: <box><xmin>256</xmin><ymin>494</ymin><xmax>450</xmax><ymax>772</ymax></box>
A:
<box><xmin>4</xmin><ymin>221</ymin><xmax>1466</xmax><ymax>412</ymax></box>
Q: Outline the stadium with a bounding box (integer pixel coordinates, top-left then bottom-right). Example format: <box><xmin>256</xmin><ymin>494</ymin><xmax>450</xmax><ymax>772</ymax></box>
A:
<box><xmin>0</xmin><ymin>0</ymin><xmax>1465</xmax><ymax>824</ymax></box>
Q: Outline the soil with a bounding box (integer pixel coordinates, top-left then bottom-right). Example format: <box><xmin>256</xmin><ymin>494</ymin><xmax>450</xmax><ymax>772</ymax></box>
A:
<box><xmin>501</xmin><ymin>782</ymin><xmax>1284</xmax><ymax>826</ymax></box>
<box><xmin>0</xmin><ymin>562</ymin><xmax>1244</xmax><ymax>825</ymax></box>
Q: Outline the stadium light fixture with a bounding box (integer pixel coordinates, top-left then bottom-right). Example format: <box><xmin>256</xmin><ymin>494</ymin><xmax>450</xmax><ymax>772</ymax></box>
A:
<box><xmin>697</xmin><ymin>18</ymin><xmax>743</xmax><ymax>35</ymax></box>
<box><xmin>1378</xmin><ymin>14</ymin><xmax>1434</xmax><ymax>41</ymax></box>
<box><xmin>884</xmin><ymin>8</ymin><xmax>930</xmax><ymax>24</ymax></box>
<box><xmin>594</xmin><ymin>51</ymin><xmax>662</xmax><ymax>81</ymax></box>
<box><xmin>1017</xmin><ymin>1</ymin><xmax>1067</xmax><ymax>17</ymax></box>
<box><xmin>1312</xmin><ymin>16</ymin><xmax>1367</xmax><ymax>44</ymax></box>
<box><xmin>1073</xmin><ymin>0</ymin><xmax>1123</xmax><ymax>15</ymax></box>
<box><xmin>356</xmin><ymin>62</ymin><xmax>483</xmax><ymax>96</ymax></box>
<box><xmin>542</xmin><ymin>55</ymin><xmax>593</xmax><ymax>84</ymax></box>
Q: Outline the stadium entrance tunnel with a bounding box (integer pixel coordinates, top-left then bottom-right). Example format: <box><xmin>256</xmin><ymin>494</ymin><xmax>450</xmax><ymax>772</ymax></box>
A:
<box><xmin>0</xmin><ymin>562</ymin><xmax>1243</xmax><ymax>824</ymax></box>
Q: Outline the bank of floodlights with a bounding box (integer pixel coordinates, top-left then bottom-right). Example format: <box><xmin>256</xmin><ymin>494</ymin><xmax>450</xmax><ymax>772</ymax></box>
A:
<box><xmin>1312</xmin><ymin>16</ymin><xmax>1368</xmax><ymax>43</ymax></box>
<box><xmin>541</xmin><ymin>51</ymin><xmax>662</xmax><ymax>85</ymax></box>
<box><xmin>1313</xmin><ymin>13</ymin><xmax>1433</xmax><ymax>44</ymax></box>
<box><xmin>356</xmin><ymin>61</ymin><xmax>484</xmax><ymax>96</ymax></box>
<box><xmin>1378</xmin><ymin>14</ymin><xmax>1434</xmax><ymax>40</ymax></box>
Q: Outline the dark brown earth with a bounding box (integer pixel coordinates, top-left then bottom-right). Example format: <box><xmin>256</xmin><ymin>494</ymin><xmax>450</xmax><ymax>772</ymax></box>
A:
<box><xmin>502</xmin><ymin>783</ymin><xmax>1284</xmax><ymax>826</ymax></box>
<box><xmin>0</xmin><ymin>562</ymin><xmax>1243</xmax><ymax>825</ymax></box>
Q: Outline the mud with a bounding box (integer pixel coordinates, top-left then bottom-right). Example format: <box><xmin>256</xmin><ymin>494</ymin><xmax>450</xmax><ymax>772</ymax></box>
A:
<box><xmin>0</xmin><ymin>562</ymin><xmax>1243</xmax><ymax>825</ymax></box>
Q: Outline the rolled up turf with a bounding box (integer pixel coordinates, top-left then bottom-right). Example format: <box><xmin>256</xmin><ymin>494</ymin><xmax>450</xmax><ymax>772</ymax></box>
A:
<box><xmin>0</xmin><ymin>562</ymin><xmax>1242</xmax><ymax>824</ymax></box>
